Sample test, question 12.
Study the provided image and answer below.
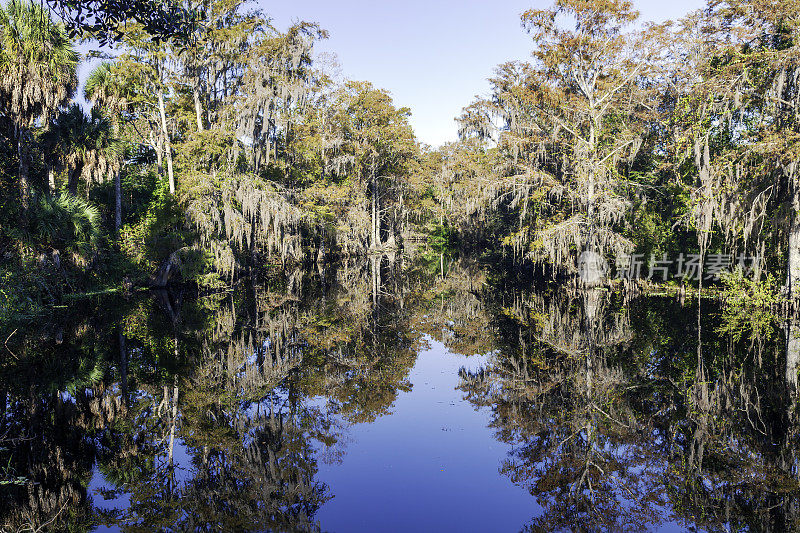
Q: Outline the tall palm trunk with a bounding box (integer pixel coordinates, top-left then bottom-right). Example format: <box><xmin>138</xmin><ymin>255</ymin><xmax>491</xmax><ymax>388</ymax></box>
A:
<box><xmin>67</xmin><ymin>163</ymin><xmax>82</xmax><ymax>196</ymax></box>
<box><xmin>17</xmin><ymin>127</ymin><xmax>29</xmax><ymax>220</ymax></box>
<box><xmin>158</xmin><ymin>91</ymin><xmax>175</xmax><ymax>194</ymax></box>
<box><xmin>114</xmin><ymin>171</ymin><xmax>122</xmax><ymax>234</ymax></box>
<box><xmin>109</xmin><ymin>119</ymin><xmax>123</xmax><ymax>239</ymax></box>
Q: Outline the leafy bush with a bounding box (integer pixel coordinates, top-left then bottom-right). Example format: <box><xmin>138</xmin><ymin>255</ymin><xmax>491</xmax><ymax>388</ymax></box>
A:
<box><xmin>120</xmin><ymin>178</ymin><xmax>185</xmax><ymax>272</ymax></box>
<box><xmin>718</xmin><ymin>269</ymin><xmax>782</xmax><ymax>344</ymax></box>
<box><xmin>9</xmin><ymin>193</ymin><xmax>100</xmax><ymax>255</ymax></box>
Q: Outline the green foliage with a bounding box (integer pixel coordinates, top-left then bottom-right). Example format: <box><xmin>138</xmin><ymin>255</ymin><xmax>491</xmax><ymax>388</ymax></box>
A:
<box><xmin>718</xmin><ymin>269</ymin><xmax>782</xmax><ymax>344</ymax></box>
<box><xmin>4</xmin><ymin>0</ymin><xmax>800</xmax><ymax>312</ymax></box>
<box><xmin>43</xmin><ymin>104</ymin><xmax>120</xmax><ymax>193</ymax></box>
<box><xmin>45</xmin><ymin>0</ymin><xmax>198</xmax><ymax>45</ymax></box>
<box><xmin>426</xmin><ymin>223</ymin><xmax>456</xmax><ymax>252</ymax></box>
<box><xmin>9</xmin><ymin>193</ymin><xmax>100</xmax><ymax>254</ymax></box>
<box><xmin>120</xmin><ymin>178</ymin><xmax>184</xmax><ymax>272</ymax></box>
<box><xmin>0</xmin><ymin>449</ymin><xmax>26</xmax><ymax>487</ymax></box>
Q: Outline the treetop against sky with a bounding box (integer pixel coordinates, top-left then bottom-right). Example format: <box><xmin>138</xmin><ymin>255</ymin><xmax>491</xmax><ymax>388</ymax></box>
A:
<box><xmin>263</xmin><ymin>0</ymin><xmax>706</xmax><ymax>147</ymax></box>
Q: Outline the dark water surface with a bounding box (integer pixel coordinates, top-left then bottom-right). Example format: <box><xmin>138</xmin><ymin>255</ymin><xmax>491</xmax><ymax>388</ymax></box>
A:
<box><xmin>1</xmin><ymin>255</ymin><xmax>798</xmax><ymax>532</ymax></box>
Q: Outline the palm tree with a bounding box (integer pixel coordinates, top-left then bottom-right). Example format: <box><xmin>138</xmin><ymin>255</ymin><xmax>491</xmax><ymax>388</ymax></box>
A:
<box><xmin>46</xmin><ymin>103</ymin><xmax>120</xmax><ymax>197</ymax></box>
<box><xmin>0</xmin><ymin>1</ymin><xmax>77</xmax><ymax>220</ymax></box>
<box><xmin>85</xmin><ymin>62</ymin><xmax>129</xmax><ymax>233</ymax></box>
<box><xmin>84</xmin><ymin>62</ymin><xmax>129</xmax><ymax>118</ymax></box>
<box><xmin>23</xmin><ymin>192</ymin><xmax>100</xmax><ymax>256</ymax></box>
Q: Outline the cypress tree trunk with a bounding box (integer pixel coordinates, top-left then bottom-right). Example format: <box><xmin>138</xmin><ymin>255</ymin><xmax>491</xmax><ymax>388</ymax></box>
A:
<box><xmin>586</xmin><ymin>113</ymin><xmax>598</xmax><ymax>255</ymax></box>
<box><xmin>152</xmin><ymin>131</ymin><xmax>163</xmax><ymax>175</ymax></box>
<box><xmin>371</xmin><ymin>163</ymin><xmax>379</xmax><ymax>250</ymax></box>
<box><xmin>371</xmin><ymin>180</ymin><xmax>378</xmax><ymax>249</ymax></box>
<box><xmin>193</xmin><ymin>85</ymin><xmax>204</xmax><ymax>132</ymax></box>
<box><xmin>787</xmin><ymin>207</ymin><xmax>800</xmax><ymax>297</ymax></box>
<box><xmin>786</xmin><ymin>320</ymin><xmax>799</xmax><ymax>396</ymax></box>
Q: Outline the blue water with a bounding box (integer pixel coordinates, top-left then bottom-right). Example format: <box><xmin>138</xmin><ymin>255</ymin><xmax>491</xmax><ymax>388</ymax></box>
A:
<box><xmin>315</xmin><ymin>340</ymin><xmax>537</xmax><ymax>532</ymax></box>
<box><xmin>85</xmin><ymin>338</ymin><xmax>695</xmax><ymax>532</ymax></box>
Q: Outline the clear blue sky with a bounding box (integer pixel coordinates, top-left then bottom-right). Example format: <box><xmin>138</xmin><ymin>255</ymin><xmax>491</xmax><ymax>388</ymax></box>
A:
<box><xmin>260</xmin><ymin>0</ymin><xmax>707</xmax><ymax>147</ymax></box>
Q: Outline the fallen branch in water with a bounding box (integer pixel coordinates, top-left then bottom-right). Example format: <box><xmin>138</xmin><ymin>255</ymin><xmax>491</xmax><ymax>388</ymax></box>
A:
<box><xmin>4</xmin><ymin>329</ymin><xmax>18</xmax><ymax>360</ymax></box>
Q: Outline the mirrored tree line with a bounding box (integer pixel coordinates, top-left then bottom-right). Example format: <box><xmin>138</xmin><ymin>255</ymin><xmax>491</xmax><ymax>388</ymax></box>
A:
<box><xmin>459</xmin><ymin>281</ymin><xmax>800</xmax><ymax>532</ymax></box>
<box><xmin>4</xmin><ymin>253</ymin><xmax>800</xmax><ymax>530</ymax></box>
<box><xmin>0</xmin><ymin>253</ymin><xmax>422</xmax><ymax>531</ymax></box>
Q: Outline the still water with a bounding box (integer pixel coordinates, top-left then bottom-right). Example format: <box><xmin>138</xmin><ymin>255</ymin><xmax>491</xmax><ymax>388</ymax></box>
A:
<box><xmin>1</xmin><ymin>254</ymin><xmax>799</xmax><ymax>532</ymax></box>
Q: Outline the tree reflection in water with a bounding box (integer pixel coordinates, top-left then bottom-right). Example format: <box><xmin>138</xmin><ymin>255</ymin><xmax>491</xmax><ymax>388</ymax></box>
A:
<box><xmin>2</xmin><ymin>255</ymin><xmax>800</xmax><ymax>531</ymax></box>
<box><xmin>459</xmin><ymin>284</ymin><xmax>800</xmax><ymax>532</ymax></box>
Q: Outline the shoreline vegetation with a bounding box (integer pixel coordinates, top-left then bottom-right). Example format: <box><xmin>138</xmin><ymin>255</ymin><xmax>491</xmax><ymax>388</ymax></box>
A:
<box><xmin>6</xmin><ymin>2</ymin><xmax>800</xmax><ymax>529</ymax></box>
<box><xmin>2</xmin><ymin>0</ymin><xmax>800</xmax><ymax>326</ymax></box>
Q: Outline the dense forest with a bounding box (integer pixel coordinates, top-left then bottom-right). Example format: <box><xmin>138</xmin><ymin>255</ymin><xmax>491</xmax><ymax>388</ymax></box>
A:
<box><xmin>4</xmin><ymin>0</ymin><xmax>800</xmax><ymax>530</ymax></box>
<box><xmin>2</xmin><ymin>0</ymin><xmax>800</xmax><ymax>323</ymax></box>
